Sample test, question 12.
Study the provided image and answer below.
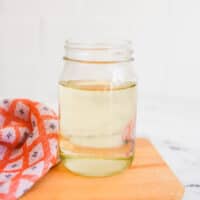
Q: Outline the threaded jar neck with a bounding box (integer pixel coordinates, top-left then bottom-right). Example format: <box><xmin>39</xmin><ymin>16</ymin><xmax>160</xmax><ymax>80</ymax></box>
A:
<box><xmin>64</xmin><ymin>40</ymin><xmax>134</xmax><ymax>63</ymax></box>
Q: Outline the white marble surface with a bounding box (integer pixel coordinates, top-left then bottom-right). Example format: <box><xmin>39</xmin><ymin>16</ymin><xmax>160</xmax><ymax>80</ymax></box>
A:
<box><xmin>137</xmin><ymin>97</ymin><xmax>200</xmax><ymax>200</ymax></box>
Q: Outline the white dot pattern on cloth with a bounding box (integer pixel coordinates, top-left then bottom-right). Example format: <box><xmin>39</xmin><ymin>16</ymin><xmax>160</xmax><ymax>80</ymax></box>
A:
<box><xmin>1</xmin><ymin>127</ymin><xmax>16</xmax><ymax>144</ymax></box>
<box><xmin>22</xmin><ymin>161</ymin><xmax>44</xmax><ymax>176</ymax></box>
<box><xmin>49</xmin><ymin>138</ymin><xmax>58</xmax><ymax>158</ymax></box>
<box><xmin>29</xmin><ymin>143</ymin><xmax>44</xmax><ymax>165</ymax></box>
<box><xmin>44</xmin><ymin>119</ymin><xmax>58</xmax><ymax>134</ymax></box>
<box><xmin>0</xmin><ymin>145</ymin><xmax>7</xmax><ymax>160</ymax></box>
<box><xmin>0</xmin><ymin>172</ymin><xmax>17</xmax><ymax>182</ymax></box>
<box><xmin>36</xmin><ymin>104</ymin><xmax>55</xmax><ymax>116</ymax></box>
<box><xmin>0</xmin><ymin>99</ymin><xmax>11</xmax><ymax>111</ymax></box>
<box><xmin>5</xmin><ymin>159</ymin><xmax>23</xmax><ymax>171</ymax></box>
<box><xmin>14</xmin><ymin>102</ymin><xmax>30</xmax><ymax>121</ymax></box>
<box><xmin>26</xmin><ymin>128</ymin><xmax>39</xmax><ymax>146</ymax></box>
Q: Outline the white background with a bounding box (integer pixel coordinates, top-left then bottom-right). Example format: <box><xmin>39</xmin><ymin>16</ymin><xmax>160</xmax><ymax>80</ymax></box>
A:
<box><xmin>0</xmin><ymin>0</ymin><xmax>200</xmax><ymax>102</ymax></box>
<box><xmin>0</xmin><ymin>0</ymin><xmax>200</xmax><ymax>199</ymax></box>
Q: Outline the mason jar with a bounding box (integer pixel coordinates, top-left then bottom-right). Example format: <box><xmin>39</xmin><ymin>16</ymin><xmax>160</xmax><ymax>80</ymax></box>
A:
<box><xmin>59</xmin><ymin>40</ymin><xmax>137</xmax><ymax>177</ymax></box>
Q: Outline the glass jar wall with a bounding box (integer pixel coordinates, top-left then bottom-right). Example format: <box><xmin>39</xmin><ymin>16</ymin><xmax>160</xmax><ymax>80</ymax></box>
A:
<box><xmin>59</xmin><ymin>40</ymin><xmax>137</xmax><ymax>176</ymax></box>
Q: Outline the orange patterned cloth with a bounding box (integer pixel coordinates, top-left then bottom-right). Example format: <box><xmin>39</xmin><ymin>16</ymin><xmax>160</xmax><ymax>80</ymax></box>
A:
<box><xmin>0</xmin><ymin>99</ymin><xmax>59</xmax><ymax>200</ymax></box>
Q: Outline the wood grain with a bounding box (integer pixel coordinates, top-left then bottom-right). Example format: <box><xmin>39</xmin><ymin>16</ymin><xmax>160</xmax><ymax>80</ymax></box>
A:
<box><xmin>21</xmin><ymin>138</ymin><xmax>184</xmax><ymax>200</ymax></box>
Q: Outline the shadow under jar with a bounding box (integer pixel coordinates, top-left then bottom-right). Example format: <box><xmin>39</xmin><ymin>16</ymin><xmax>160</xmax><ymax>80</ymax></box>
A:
<box><xmin>59</xmin><ymin>40</ymin><xmax>137</xmax><ymax>177</ymax></box>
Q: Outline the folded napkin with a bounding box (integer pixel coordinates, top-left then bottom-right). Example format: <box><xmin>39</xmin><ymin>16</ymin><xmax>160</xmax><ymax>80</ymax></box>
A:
<box><xmin>0</xmin><ymin>99</ymin><xmax>59</xmax><ymax>200</ymax></box>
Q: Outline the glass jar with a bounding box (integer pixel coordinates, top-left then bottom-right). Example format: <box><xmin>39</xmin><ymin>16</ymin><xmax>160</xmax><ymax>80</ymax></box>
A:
<box><xmin>59</xmin><ymin>40</ymin><xmax>137</xmax><ymax>177</ymax></box>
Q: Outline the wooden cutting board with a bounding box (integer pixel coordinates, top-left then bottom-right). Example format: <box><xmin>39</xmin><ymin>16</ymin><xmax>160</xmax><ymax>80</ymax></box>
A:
<box><xmin>21</xmin><ymin>138</ymin><xmax>184</xmax><ymax>200</ymax></box>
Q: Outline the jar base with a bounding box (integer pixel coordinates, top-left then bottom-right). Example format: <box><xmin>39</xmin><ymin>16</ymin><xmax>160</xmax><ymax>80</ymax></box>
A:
<box><xmin>61</xmin><ymin>156</ymin><xmax>133</xmax><ymax>177</ymax></box>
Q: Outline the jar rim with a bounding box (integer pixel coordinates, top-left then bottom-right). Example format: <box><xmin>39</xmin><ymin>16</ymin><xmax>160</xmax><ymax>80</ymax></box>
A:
<box><xmin>64</xmin><ymin>40</ymin><xmax>133</xmax><ymax>62</ymax></box>
<box><xmin>65</xmin><ymin>40</ymin><xmax>133</xmax><ymax>51</ymax></box>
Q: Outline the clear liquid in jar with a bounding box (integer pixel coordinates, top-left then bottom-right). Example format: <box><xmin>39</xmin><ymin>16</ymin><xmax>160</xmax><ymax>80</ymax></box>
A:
<box><xmin>59</xmin><ymin>80</ymin><xmax>137</xmax><ymax>176</ymax></box>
